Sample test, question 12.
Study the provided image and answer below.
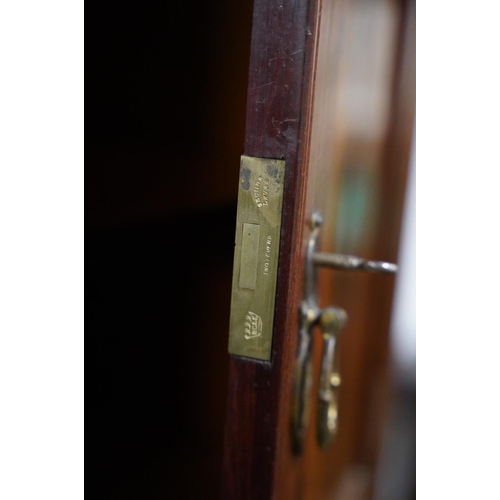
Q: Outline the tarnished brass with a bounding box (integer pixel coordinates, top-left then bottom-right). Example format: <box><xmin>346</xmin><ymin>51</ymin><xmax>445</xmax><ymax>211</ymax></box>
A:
<box><xmin>292</xmin><ymin>210</ymin><xmax>397</xmax><ymax>452</ymax></box>
<box><xmin>239</xmin><ymin>223</ymin><xmax>260</xmax><ymax>290</ymax></box>
<box><xmin>316</xmin><ymin>306</ymin><xmax>346</xmax><ymax>449</ymax></box>
<box><xmin>228</xmin><ymin>155</ymin><xmax>286</xmax><ymax>361</ymax></box>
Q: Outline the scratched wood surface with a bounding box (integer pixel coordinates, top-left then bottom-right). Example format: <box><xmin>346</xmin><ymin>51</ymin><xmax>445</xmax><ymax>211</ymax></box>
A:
<box><xmin>221</xmin><ymin>0</ymin><xmax>415</xmax><ymax>499</ymax></box>
<box><xmin>221</xmin><ymin>0</ymin><xmax>319</xmax><ymax>497</ymax></box>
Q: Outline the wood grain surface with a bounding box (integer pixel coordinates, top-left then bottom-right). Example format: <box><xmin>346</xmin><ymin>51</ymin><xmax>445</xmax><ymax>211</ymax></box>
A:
<box><xmin>222</xmin><ymin>0</ymin><xmax>320</xmax><ymax>498</ymax></box>
<box><xmin>222</xmin><ymin>0</ymin><xmax>415</xmax><ymax>499</ymax></box>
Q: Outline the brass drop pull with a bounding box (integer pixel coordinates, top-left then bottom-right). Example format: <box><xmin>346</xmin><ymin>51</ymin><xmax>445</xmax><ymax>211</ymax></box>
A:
<box><xmin>292</xmin><ymin>211</ymin><xmax>397</xmax><ymax>452</ymax></box>
<box><xmin>317</xmin><ymin>306</ymin><xmax>346</xmax><ymax>449</ymax></box>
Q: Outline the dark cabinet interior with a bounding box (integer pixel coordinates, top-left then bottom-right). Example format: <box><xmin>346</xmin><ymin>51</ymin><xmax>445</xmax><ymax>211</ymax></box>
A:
<box><xmin>86</xmin><ymin>2</ymin><xmax>254</xmax><ymax>498</ymax></box>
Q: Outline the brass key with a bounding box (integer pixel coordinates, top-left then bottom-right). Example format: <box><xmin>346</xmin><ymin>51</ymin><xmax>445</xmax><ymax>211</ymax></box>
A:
<box><xmin>317</xmin><ymin>306</ymin><xmax>347</xmax><ymax>448</ymax></box>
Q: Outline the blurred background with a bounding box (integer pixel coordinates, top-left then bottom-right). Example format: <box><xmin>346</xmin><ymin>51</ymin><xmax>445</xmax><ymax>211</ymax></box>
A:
<box><xmin>374</xmin><ymin>135</ymin><xmax>415</xmax><ymax>500</ymax></box>
<box><xmin>86</xmin><ymin>0</ymin><xmax>415</xmax><ymax>498</ymax></box>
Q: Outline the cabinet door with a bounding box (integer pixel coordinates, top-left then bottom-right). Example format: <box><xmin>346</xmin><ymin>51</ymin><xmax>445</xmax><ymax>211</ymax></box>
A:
<box><xmin>222</xmin><ymin>0</ymin><xmax>415</xmax><ymax>499</ymax></box>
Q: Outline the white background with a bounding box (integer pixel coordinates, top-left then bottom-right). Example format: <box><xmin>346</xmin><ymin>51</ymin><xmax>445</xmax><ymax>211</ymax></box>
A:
<box><xmin>391</xmin><ymin>131</ymin><xmax>416</xmax><ymax>381</ymax></box>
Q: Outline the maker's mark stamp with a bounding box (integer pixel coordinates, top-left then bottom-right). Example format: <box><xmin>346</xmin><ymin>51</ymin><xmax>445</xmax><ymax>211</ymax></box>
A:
<box><xmin>244</xmin><ymin>311</ymin><xmax>263</xmax><ymax>339</ymax></box>
<box><xmin>253</xmin><ymin>175</ymin><xmax>270</xmax><ymax>208</ymax></box>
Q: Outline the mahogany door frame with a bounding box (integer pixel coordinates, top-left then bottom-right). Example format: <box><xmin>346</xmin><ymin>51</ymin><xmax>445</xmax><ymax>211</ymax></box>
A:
<box><xmin>221</xmin><ymin>0</ymin><xmax>320</xmax><ymax>497</ymax></box>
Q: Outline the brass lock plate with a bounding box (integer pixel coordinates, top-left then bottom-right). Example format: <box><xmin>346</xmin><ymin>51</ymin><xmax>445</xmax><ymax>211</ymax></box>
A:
<box><xmin>228</xmin><ymin>155</ymin><xmax>286</xmax><ymax>361</ymax></box>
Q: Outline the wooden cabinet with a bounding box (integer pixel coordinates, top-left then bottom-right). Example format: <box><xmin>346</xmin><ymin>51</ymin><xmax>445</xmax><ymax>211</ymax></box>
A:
<box><xmin>86</xmin><ymin>1</ymin><xmax>414</xmax><ymax>498</ymax></box>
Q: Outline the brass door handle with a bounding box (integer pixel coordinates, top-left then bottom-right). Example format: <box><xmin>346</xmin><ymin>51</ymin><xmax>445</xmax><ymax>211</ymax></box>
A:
<box><xmin>292</xmin><ymin>211</ymin><xmax>397</xmax><ymax>452</ymax></box>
